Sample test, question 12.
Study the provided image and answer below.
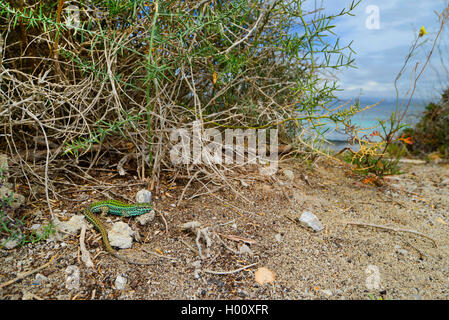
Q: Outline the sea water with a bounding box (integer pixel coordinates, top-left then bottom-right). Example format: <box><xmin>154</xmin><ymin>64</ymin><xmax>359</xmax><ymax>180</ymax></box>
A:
<box><xmin>317</xmin><ymin>96</ymin><xmax>428</xmax><ymax>153</ymax></box>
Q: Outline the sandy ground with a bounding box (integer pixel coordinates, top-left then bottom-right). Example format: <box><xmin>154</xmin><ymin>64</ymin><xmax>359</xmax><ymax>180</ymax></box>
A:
<box><xmin>0</xmin><ymin>158</ymin><xmax>448</xmax><ymax>300</ymax></box>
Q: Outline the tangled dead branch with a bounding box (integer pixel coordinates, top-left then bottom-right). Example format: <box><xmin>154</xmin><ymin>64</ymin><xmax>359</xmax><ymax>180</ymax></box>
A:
<box><xmin>0</xmin><ymin>1</ymin><xmax>360</xmax><ymax>206</ymax></box>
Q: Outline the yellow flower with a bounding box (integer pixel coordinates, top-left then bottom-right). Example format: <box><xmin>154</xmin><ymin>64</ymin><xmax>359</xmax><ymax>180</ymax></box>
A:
<box><xmin>419</xmin><ymin>26</ymin><xmax>428</xmax><ymax>37</ymax></box>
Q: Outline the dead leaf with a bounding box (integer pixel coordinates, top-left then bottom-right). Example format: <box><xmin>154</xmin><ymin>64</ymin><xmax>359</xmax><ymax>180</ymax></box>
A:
<box><xmin>255</xmin><ymin>267</ymin><xmax>275</xmax><ymax>285</ymax></box>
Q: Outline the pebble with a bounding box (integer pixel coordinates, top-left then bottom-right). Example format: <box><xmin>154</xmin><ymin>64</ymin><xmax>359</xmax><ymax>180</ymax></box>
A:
<box><xmin>65</xmin><ymin>265</ymin><xmax>80</xmax><ymax>290</ymax></box>
<box><xmin>115</xmin><ymin>275</ymin><xmax>127</xmax><ymax>290</ymax></box>
<box><xmin>238</xmin><ymin>244</ymin><xmax>253</xmax><ymax>256</ymax></box>
<box><xmin>136</xmin><ymin>210</ymin><xmax>155</xmax><ymax>226</ymax></box>
<box><xmin>108</xmin><ymin>222</ymin><xmax>135</xmax><ymax>249</ymax></box>
<box><xmin>0</xmin><ymin>186</ymin><xmax>25</xmax><ymax>209</ymax></box>
<box><xmin>54</xmin><ymin>215</ymin><xmax>85</xmax><ymax>234</ymax></box>
<box><xmin>2</xmin><ymin>237</ymin><xmax>20</xmax><ymax>250</ymax></box>
<box><xmin>34</xmin><ymin>273</ymin><xmax>48</xmax><ymax>285</ymax></box>
<box><xmin>136</xmin><ymin>190</ymin><xmax>152</xmax><ymax>203</ymax></box>
<box><xmin>298</xmin><ymin>211</ymin><xmax>324</xmax><ymax>232</ymax></box>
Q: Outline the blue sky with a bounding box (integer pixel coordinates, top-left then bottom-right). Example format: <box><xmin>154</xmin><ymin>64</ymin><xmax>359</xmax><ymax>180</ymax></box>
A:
<box><xmin>304</xmin><ymin>0</ymin><xmax>448</xmax><ymax>101</ymax></box>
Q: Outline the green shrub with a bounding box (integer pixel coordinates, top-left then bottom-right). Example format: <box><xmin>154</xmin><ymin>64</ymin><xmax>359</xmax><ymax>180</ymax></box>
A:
<box><xmin>403</xmin><ymin>88</ymin><xmax>449</xmax><ymax>158</ymax></box>
<box><xmin>0</xmin><ymin>167</ymin><xmax>54</xmax><ymax>248</ymax></box>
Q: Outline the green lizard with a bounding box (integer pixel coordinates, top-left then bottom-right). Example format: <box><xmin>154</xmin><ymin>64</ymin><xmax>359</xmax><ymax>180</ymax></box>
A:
<box><xmin>83</xmin><ymin>200</ymin><xmax>154</xmax><ymax>265</ymax></box>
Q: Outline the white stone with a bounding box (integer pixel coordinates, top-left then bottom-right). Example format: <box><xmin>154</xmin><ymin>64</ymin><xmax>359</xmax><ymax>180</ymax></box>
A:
<box><xmin>239</xmin><ymin>244</ymin><xmax>253</xmax><ymax>256</ymax></box>
<box><xmin>136</xmin><ymin>190</ymin><xmax>152</xmax><ymax>203</ymax></box>
<box><xmin>115</xmin><ymin>275</ymin><xmax>127</xmax><ymax>290</ymax></box>
<box><xmin>65</xmin><ymin>265</ymin><xmax>80</xmax><ymax>290</ymax></box>
<box><xmin>2</xmin><ymin>237</ymin><xmax>20</xmax><ymax>249</ymax></box>
<box><xmin>54</xmin><ymin>215</ymin><xmax>86</xmax><ymax>234</ymax></box>
<box><xmin>108</xmin><ymin>222</ymin><xmax>135</xmax><ymax>249</ymax></box>
<box><xmin>298</xmin><ymin>211</ymin><xmax>324</xmax><ymax>232</ymax></box>
<box><xmin>136</xmin><ymin>210</ymin><xmax>155</xmax><ymax>225</ymax></box>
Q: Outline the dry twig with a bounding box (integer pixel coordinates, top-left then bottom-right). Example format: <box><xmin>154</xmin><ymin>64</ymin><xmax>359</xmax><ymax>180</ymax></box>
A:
<box><xmin>344</xmin><ymin>221</ymin><xmax>438</xmax><ymax>248</ymax></box>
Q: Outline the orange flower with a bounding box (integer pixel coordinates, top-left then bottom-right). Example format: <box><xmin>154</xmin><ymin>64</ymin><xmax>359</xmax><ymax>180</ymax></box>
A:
<box><xmin>398</xmin><ymin>134</ymin><xmax>413</xmax><ymax>145</ymax></box>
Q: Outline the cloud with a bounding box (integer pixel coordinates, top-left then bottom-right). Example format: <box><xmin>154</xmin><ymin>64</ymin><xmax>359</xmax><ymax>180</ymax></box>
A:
<box><xmin>304</xmin><ymin>0</ymin><xmax>448</xmax><ymax>100</ymax></box>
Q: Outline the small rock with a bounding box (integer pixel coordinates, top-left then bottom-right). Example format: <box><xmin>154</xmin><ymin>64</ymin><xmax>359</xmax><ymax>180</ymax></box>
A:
<box><xmin>30</xmin><ymin>224</ymin><xmax>41</xmax><ymax>230</ymax></box>
<box><xmin>136</xmin><ymin>210</ymin><xmax>155</xmax><ymax>226</ymax></box>
<box><xmin>136</xmin><ymin>190</ymin><xmax>152</xmax><ymax>203</ymax></box>
<box><xmin>440</xmin><ymin>178</ymin><xmax>449</xmax><ymax>186</ymax></box>
<box><xmin>254</xmin><ymin>267</ymin><xmax>275</xmax><ymax>285</ymax></box>
<box><xmin>282</xmin><ymin>169</ymin><xmax>295</xmax><ymax>181</ymax></box>
<box><xmin>115</xmin><ymin>275</ymin><xmax>127</xmax><ymax>290</ymax></box>
<box><xmin>298</xmin><ymin>211</ymin><xmax>324</xmax><ymax>232</ymax></box>
<box><xmin>30</xmin><ymin>224</ymin><xmax>49</xmax><ymax>239</ymax></box>
<box><xmin>65</xmin><ymin>265</ymin><xmax>80</xmax><ymax>290</ymax></box>
<box><xmin>108</xmin><ymin>222</ymin><xmax>135</xmax><ymax>249</ymax></box>
<box><xmin>54</xmin><ymin>215</ymin><xmax>85</xmax><ymax>234</ymax></box>
<box><xmin>2</xmin><ymin>237</ymin><xmax>20</xmax><ymax>249</ymax></box>
<box><xmin>34</xmin><ymin>273</ymin><xmax>48</xmax><ymax>285</ymax></box>
<box><xmin>274</xmin><ymin>233</ymin><xmax>282</xmax><ymax>242</ymax></box>
<box><xmin>238</xmin><ymin>244</ymin><xmax>253</xmax><ymax>256</ymax></box>
<box><xmin>0</xmin><ymin>186</ymin><xmax>25</xmax><ymax>209</ymax></box>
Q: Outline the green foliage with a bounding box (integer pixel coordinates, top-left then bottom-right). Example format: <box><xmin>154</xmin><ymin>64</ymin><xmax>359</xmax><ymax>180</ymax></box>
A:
<box><xmin>402</xmin><ymin>88</ymin><xmax>449</xmax><ymax>158</ymax></box>
<box><xmin>0</xmin><ymin>167</ymin><xmax>54</xmax><ymax>249</ymax></box>
<box><xmin>342</xmin><ymin>146</ymin><xmax>403</xmax><ymax>177</ymax></box>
